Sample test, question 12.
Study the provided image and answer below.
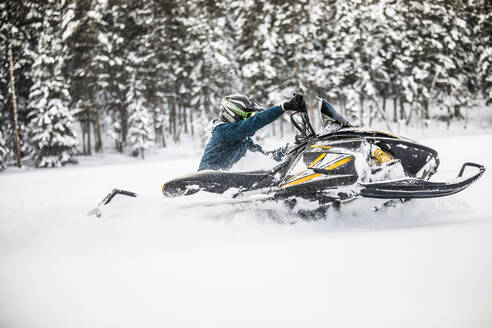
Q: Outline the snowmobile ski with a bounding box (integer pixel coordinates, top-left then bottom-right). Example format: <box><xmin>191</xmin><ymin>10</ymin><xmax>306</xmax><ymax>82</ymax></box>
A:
<box><xmin>359</xmin><ymin>162</ymin><xmax>485</xmax><ymax>199</ymax></box>
<box><xmin>88</xmin><ymin>188</ymin><xmax>137</xmax><ymax>217</ymax></box>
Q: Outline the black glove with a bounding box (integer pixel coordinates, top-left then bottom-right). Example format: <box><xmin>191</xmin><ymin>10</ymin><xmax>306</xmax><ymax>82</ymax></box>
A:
<box><xmin>283</xmin><ymin>93</ymin><xmax>307</xmax><ymax>112</ymax></box>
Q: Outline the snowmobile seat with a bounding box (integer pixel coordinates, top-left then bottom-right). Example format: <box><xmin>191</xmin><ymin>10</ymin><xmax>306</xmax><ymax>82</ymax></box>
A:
<box><xmin>162</xmin><ymin>169</ymin><xmax>271</xmax><ymax>197</ymax></box>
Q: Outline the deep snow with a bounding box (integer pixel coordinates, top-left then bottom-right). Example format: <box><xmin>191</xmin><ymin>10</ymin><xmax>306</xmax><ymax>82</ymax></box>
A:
<box><xmin>1</xmin><ymin>127</ymin><xmax>492</xmax><ymax>328</ymax></box>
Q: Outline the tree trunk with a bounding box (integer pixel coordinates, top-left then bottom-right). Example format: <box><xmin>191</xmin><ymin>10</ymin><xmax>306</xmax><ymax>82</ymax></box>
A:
<box><xmin>368</xmin><ymin>104</ymin><xmax>374</xmax><ymax>126</ymax></box>
<box><xmin>178</xmin><ymin>103</ymin><xmax>183</xmax><ymax>132</ymax></box>
<box><xmin>190</xmin><ymin>107</ymin><xmax>194</xmax><ymax>138</ymax></box>
<box><xmin>359</xmin><ymin>93</ymin><xmax>364</xmax><ymax>127</ymax></box>
<box><xmin>399</xmin><ymin>95</ymin><xmax>406</xmax><ymax>121</ymax></box>
<box><xmin>154</xmin><ymin>97</ymin><xmax>163</xmax><ymax>147</ymax></box>
<box><xmin>182</xmin><ymin>103</ymin><xmax>188</xmax><ymax>134</ymax></box>
<box><xmin>447</xmin><ymin>106</ymin><xmax>452</xmax><ymax>129</ymax></box>
<box><xmin>424</xmin><ymin>99</ymin><xmax>430</xmax><ymax>120</ymax></box>
<box><xmin>87</xmin><ymin>121</ymin><xmax>92</xmax><ymax>155</ymax></box>
<box><xmin>162</xmin><ymin>99</ymin><xmax>167</xmax><ymax>147</ymax></box>
<box><xmin>81</xmin><ymin>122</ymin><xmax>87</xmax><ymax>155</ymax></box>
<box><xmin>423</xmin><ymin>100</ymin><xmax>430</xmax><ymax>128</ymax></box>
<box><xmin>120</xmin><ymin>107</ymin><xmax>128</xmax><ymax>147</ymax></box>
<box><xmin>168</xmin><ymin>98</ymin><xmax>173</xmax><ymax>138</ymax></box>
<box><xmin>454</xmin><ymin>105</ymin><xmax>464</xmax><ymax>119</ymax></box>
<box><xmin>93</xmin><ymin>108</ymin><xmax>103</xmax><ymax>152</ymax></box>
<box><xmin>170</xmin><ymin>96</ymin><xmax>178</xmax><ymax>142</ymax></box>
<box><xmin>382</xmin><ymin>91</ymin><xmax>387</xmax><ymax>115</ymax></box>
<box><xmin>8</xmin><ymin>43</ymin><xmax>22</xmax><ymax>168</ymax></box>
<box><xmin>393</xmin><ymin>95</ymin><xmax>398</xmax><ymax>123</ymax></box>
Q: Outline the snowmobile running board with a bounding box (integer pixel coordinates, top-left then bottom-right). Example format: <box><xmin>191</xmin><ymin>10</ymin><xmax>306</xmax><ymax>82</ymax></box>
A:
<box><xmin>88</xmin><ymin>188</ymin><xmax>137</xmax><ymax>217</ymax></box>
<box><xmin>359</xmin><ymin>162</ymin><xmax>485</xmax><ymax>199</ymax></box>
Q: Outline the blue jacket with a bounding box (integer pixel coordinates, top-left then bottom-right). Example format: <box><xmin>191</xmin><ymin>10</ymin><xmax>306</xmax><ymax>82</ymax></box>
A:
<box><xmin>198</xmin><ymin>105</ymin><xmax>284</xmax><ymax>171</ymax></box>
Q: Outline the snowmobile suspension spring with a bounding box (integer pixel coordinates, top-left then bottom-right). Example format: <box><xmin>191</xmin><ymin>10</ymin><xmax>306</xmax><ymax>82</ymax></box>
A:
<box><xmin>373</xmin><ymin>148</ymin><xmax>392</xmax><ymax>164</ymax></box>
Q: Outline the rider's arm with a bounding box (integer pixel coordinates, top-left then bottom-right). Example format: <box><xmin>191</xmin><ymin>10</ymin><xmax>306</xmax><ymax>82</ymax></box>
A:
<box><xmin>219</xmin><ymin>105</ymin><xmax>284</xmax><ymax>141</ymax></box>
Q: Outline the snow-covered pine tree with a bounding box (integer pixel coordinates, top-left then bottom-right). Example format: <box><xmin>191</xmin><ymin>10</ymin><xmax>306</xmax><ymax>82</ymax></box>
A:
<box><xmin>146</xmin><ymin>0</ymin><xmax>170</xmax><ymax>147</ymax></box>
<box><xmin>0</xmin><ymin>2</ymin><xmax>8</xmax><ymax>169</ymax></box>
<box><xmin>330</xmin><ymin>0</ymin><xmax>371</xmax><ymax>125</ymax></box>
<box><xmin>236</xmin><ymin>0</ymin><xmax>280</xmax><ymax>103</ymax></box>
<box><xmin>1</xmin><ymin>0</ymin><xmax>44</xmax><ymax>165</ymax></box>
<box><xmin>147</xmin><ymin>0</ymin><xmax>189</xmax><ymax>144</ymax></box>
<box><xmin>378</xmin><ymin>1</ymin><xmax>409</xmax><ymax>123</ymax></box>
<box><xmin>0</xmin><ymin>129</ymin><xmax>8</xmax><ymax>170</ymax></box>
<box><xmin>124</xmin><ymin>2</ymin><xmax>155</xmax><ymax>158</ymax></box>
<box><xmin>183</xmin><ymin>0</ymin><xmax>240</xmax><ymax>140</ymax></box>
<box><xmin>127</xmin><ymin>80</ymin><xmax>154</xmax><ymax>159</ymax></box>
<box><xmin>275</xmin><ymin>0</ymin><xmax>312</xmax><ymax>102</ymax></box>
<box><xmin>396</xmin><ymin>1</ymin><xmax>474</xmax><ymax>125</ymax></box>
<box><xmin>434</xmin><ymin>1</ymin><xmax>475</xmax><ymax>120</ymax></box>
<box><xmin>0</xmin><ymin>45</ymin><xmax>8</xmax><ymax>169</ymax></box>
<box><xmin>310</xmin><ymin>1</ymin><xmax>340</xmax><ymax>100</ymax></box>
<box><xmin>66</xmin><ymin>0</ymin><xmax>114</xmax><ymax>154</ymax></box>
<box><xmin>27</xmin><ymin>0</ymin><xmax>77</xmax><ymax>167</ymax></box>
<box><xmin>475</xmin><ymin>0</ymin><xmax>492</xmax><ymax>106</ymax></box>
<box><xmin>95</xmin><ymin>1</ymin><xmax>138</xmax><ymax>152</ymax></box>
<box><xmin>233</xmin><ymin>0</ymin><xmax>292</xmax><ymax>136</ymax></box>
<box><xmin>351</xmin><ymin>0</ymin><xmax>387</xmax><ymax>126</ymax></box>
<box><xmin>396</xmin><ymin>0</ymin><xmax>437</xmax><ymax>126</ymax></box>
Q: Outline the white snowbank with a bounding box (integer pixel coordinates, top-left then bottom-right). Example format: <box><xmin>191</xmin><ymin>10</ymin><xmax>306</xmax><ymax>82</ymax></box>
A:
<box><xmin>0</xmin><ymin>129</ymin><xmax>491</xmax><ymax>328</ymax></box>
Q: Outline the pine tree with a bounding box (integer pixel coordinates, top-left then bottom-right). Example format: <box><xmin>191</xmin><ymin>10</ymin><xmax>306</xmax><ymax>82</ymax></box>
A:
<box><xmin>0</xmin><ymin>126</ymin><xmax>8</xmax><ymax>170</ymax></box>
<box><xmin>183</xmin><ymin>0</ymin><xmax>240</xmax><ymax>139</ymax></box>
<box><xmin>1</xmin><ymin>0</ymin><xmax>43</xmax><ymax>165</ymax></box>
<box><xmin>476</xmin><ymin>0</ymin><xmax>492</xmax><ymax>105</ymax></box>
<box><xmin>275</xmin><ymin>0</ymin><xmax>314</xmax><ymax>102</ymax></box>
<box><xmin>236</xmin><ymin>0</ymin><xmax>280</xmax><ymax>103</ymax></box>
<box><xmin>0</xmin><ymin>3</ymin><xmax>8</xmax><ymax>169</ymax></box>
<box><xmin>127</xmin><ymin>81</ymin><xmax>155</xmax><ymax>159</ymax></box>
<box><xmin>147</xmin><ymin>0</ymin><xmax>188</xmax><ymax>144</ymax></box>
<box><xmin>66</xmin><ymin>0</ymin><xmax>111</xmax><ymax>154</ymax></box>
<box><xmin>124</xmin><ymin>2</ymin><xmax>156</xmax><ymax>158</ymax></box>
<box><xmin>436</xmin><ymin>1</ymin><xmax>476</xmax><ymax>119</ymax></box>
<box><xmin>331</xmin><ymin>0</ymin><xmax>371</xmax><ymax>125</ymax></box>
<box><xmin>378</xmin><ymin>1</ymin><xmax>410</xmax><ymax>123</ymax></box>
<box><xmin>27</xmin><ymin>0</ymin><xmax>77</xmax><ymax>167</ymax></box>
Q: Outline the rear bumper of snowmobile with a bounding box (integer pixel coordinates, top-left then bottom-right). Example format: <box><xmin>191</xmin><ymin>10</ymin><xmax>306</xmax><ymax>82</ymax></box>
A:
<box><xmin>359</xmin><ymin>162</ymin><xmax>485</xmax><ymax>199</ymax></box>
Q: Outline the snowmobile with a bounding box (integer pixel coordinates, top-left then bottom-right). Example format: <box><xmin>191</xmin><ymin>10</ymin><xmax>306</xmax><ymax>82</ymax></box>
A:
<box><xmin>160</xmin><ymin>98</ymin><xmax>485</xmax><ymax>206</ymax></box>
<box><xmin>89</xmin><ymin>97</ymin><xmax>484</xmax><ymax>217</ymax></box>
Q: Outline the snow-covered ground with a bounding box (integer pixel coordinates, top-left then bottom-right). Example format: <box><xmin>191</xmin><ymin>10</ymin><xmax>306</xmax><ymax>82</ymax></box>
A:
<box><xmin>1</xmin><ymin>127</ymin><xmax>492</xmax><ymax>328</ymax></box>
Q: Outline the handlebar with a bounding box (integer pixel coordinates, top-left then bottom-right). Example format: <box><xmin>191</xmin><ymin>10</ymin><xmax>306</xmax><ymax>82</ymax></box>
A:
<box><xmin>289</xmin><ymin>110</ymin><xmax>316</xmax><ymax>140</ymax></box>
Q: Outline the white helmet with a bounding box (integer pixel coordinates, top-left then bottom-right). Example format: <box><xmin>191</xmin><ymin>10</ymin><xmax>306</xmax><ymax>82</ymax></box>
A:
<box><xmin>219</xmin><ymin>94</ymin><xmax>265</xmax><ymax>123</ymax></box>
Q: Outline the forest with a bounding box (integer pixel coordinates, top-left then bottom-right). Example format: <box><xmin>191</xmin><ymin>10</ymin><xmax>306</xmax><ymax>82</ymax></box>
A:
<box><xmin>0</xmin><ymin>0</ymin><xmax>491</xmax><ymax>169</ymax></box>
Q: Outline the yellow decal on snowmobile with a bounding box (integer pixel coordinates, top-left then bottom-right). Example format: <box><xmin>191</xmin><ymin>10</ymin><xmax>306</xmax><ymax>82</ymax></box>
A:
<box><xmin>162</xmin><ymin>184</ymin><xmax>166</xmax><ymax>193</ymax></box>
<box><xmin>281</xmin><ymin>173</ymin><xmax>323</xmax><ymax>188</ymax></box>
<box><xmin>281</xmin><ymin>156</ymin><xmax>353</xmax><ymax>188</ymax></box>
<box><xmin>308</xmin><ymin>153</ymin><xmax>327</xmax><ymax>168</ymax></box>
<box><xmin>285</xmin><ymin>171</ymin><xmax>304</xmax><ymax>183</ymax></box>
<box><xmin>325</xmin><ymin>155</ymin><xmax>353</xmax><ymax>170</ymax></box>
<box><xmin>284</xmin><ymin>153</ymin><xmax>329</xmax><ymax>183</ymax></box>
<box><xmin>374</xmin><ymin>129</ymin><xmax>399</xmax><ymax>139</ymax></box>
<box><xmin>309</xmin><ymin>145</ymin><xmax>333</xmax><ymax>149</ymax></box>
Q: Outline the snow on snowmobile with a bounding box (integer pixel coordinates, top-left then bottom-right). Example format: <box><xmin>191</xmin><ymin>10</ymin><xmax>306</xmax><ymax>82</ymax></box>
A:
<box><xmin>160</xmin><ymin>97</ymin><xmax>485</xmax><ymax>207</ymax></box>
<box><xmin>89</xmin><ymin>97</ymin><xmax>484</xmax><ymax>217</ymax></box>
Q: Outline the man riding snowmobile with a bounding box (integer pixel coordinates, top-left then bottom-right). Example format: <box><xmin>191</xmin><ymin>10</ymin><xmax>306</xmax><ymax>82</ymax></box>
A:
<box><xmin>89</xmin><ymin>95</ymin><xmax>484</xmax><ymax>217</ymax></box>
<box><xmin>198</xmin><ymin>94</ymin><xmax>308</xmax><ymax>171</ymax></box>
